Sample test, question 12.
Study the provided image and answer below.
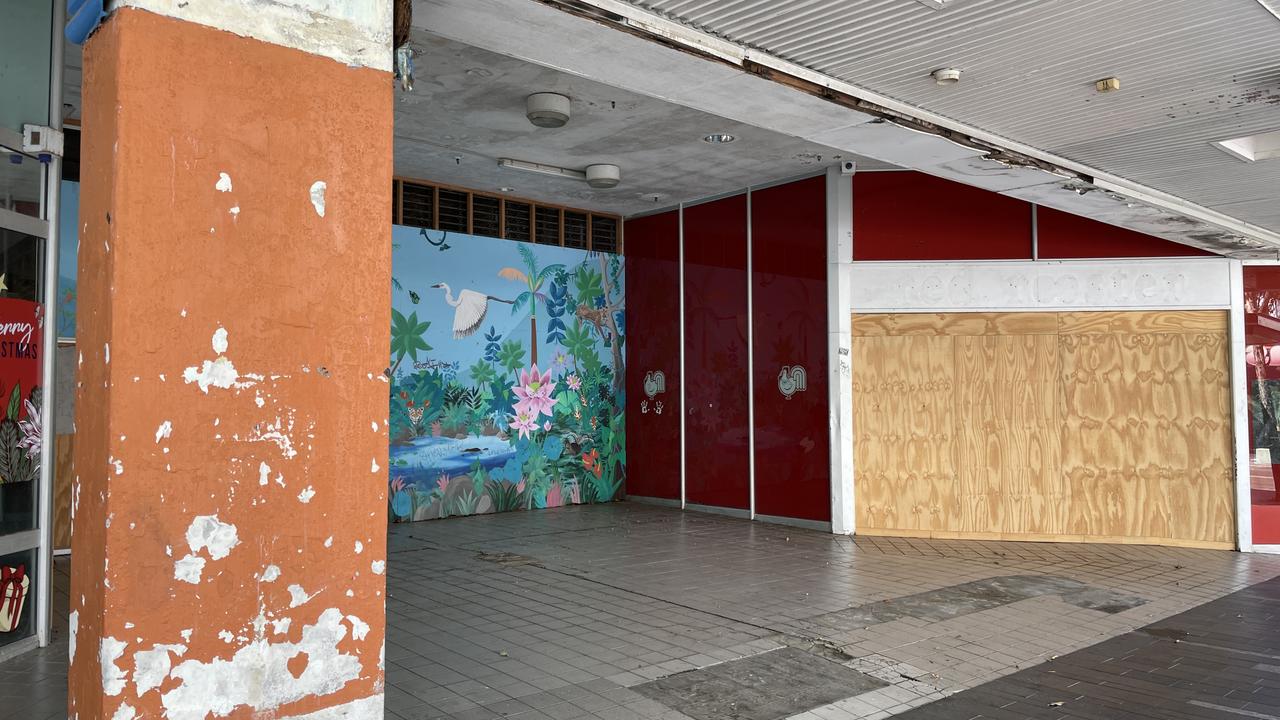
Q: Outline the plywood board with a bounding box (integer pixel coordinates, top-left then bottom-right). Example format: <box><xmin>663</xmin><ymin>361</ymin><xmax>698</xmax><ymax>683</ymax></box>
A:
<box><xmin>851</xmin><ymin>310</ymin><xmax>1234</xmax><ymax>548</ymax></box>
<box><xmin>852</xmin><ymin>312</ymin><xmax>1058</xmax><ymax>337</ymax></box>
<box><xmin>53</xmin><ymin>433</ymin><xmax>74</xmax><ymax>550</ymax></box>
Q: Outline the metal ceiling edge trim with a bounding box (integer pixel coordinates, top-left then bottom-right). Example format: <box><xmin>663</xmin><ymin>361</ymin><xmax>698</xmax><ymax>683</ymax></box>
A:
<box><xmin>551</xmin><ymin>0</ymin><xmax>1280</xmax><ymax>247</ymax></box>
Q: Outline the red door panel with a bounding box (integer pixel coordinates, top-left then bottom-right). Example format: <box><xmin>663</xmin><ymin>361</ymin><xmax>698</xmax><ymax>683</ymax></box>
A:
<box><xmin>623</xmin><ymin>211</ymin><xmax>682</xmax><ymax>500</ymax></box>
<box><xmin>751</xmin><ymin>177</ymin><xmax>831</xmax><ymax>522</ymax></box>
<box><xmin>683</xmin><ymin>195</ymin><xmax>751</xmax><ymax>510</ymax></box>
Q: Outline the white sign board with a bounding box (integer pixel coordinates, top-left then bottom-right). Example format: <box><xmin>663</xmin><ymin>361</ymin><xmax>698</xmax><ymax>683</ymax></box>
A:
<box><xmin>849</xmin><ymin>259</ymin><xmax>1232</xmax><ymax>312</ymax></box>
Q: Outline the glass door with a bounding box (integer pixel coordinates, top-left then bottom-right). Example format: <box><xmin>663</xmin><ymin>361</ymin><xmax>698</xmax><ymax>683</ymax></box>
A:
<box><xmin>0</xmin><ymin>0</ymin><xmax>59</xmax><ymax>662</ymax></box>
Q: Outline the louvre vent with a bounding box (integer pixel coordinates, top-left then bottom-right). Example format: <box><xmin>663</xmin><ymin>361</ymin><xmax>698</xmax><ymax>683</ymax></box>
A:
<box><xmin>438</xmin><ymin>188</ymin><xmax>469</xmax><ymax>232</ymax></box>
<box><xmin>472</xmin><ymin>195</ymin><xmax>501</xmax><ymax>238</ymax></box>
<box><xmin>535</xmin><ymin>207</ymin><xmax>561</xmax><ymax>246</ymax></box>
<box><xmin>564</xmin><ymin>211</ymin><xmax>588</xmax><ymax>249</ymax></box>
<box><xmin>400</xmin><ymin>182</ymin><xmax>435</xmax><ymax>229</ymax></box>
<box><xmin>591</xmin><ymin>216</ymin><xmax>619</xmax><ymax>253</ymax></box>
<box><xmin>392</xmin><ymin>178</ymin><xmax>621</xmax><ymax>252</ymax></box>
<box><xmin>504</xmin><ymin>201</ymin><xmax>531</xmax><ymax>242</ymax></box>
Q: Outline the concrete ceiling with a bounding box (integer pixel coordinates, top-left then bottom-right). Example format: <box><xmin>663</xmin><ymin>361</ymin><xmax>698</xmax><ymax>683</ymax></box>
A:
<box><xmin>393</xmin><ymin>31</ymin><xmax>896</xmax><ymax>216</ymax></box>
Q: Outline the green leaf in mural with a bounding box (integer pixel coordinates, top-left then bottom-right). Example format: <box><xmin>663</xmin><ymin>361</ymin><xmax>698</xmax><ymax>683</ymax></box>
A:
<box><xmin>6</xmin><ymin>383</ymin><xmax>19</xmax><ymax>423</ymax></box>
<box><xmin>574</xmin><ymin>265</ymin><xmax>604</xmax><ymax>306</ymax></box>
<box><xmin>390</xmin><ymin>309</ymin><xmax>432</xmax><ymax>370</ymax></box>
<box><xmin>563</xmin><ymin>319</ymin><xmax>594</xmax><ymax>368</ymax></box>
<box><xmin>497</xmin><ymin>339</ymin><xmax>525</xmax><ymax>375</ymax></box>
<box><xmin>468</xmin><ymin>360</ymin><xmax>497</xmax><ymax>388</ymax></box>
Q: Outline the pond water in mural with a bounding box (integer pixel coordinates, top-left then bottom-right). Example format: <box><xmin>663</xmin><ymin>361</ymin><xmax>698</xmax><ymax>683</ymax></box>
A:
<box><xmin>388</xmin><ymin>226</ymin><xmax>625</xmax><ymax>522</ymax></box>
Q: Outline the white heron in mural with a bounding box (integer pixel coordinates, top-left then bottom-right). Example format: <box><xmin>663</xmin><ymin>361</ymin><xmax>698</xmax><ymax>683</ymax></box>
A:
<box><xmin>431</xmin><ymin>283</ymin><xmax>515</xmax><ymax>339</ymax></box>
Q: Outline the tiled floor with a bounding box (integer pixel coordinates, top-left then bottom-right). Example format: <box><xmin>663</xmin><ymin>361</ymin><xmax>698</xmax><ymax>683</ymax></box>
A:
<box><xmin>5</xmin><ymin>503</ymin><xmax>1280</xmax><ymax>719</ymax></box>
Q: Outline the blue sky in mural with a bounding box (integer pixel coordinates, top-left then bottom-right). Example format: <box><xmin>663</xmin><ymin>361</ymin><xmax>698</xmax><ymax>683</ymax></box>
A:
<box><xmin>391</xmin><ymin>226</ymin><xmax>606</xmax><ymax>380</ymax></box>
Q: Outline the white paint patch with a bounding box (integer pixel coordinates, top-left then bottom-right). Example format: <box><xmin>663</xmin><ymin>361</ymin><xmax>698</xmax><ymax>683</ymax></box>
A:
<box><xmin>219</xmin><ymin>630</ymin><xmax>234</xmax><ymax>643</ymax></box>
<box><xmin>215</xmin><ymin>172</ymin><xmax>233</xmax><ymax>192</ymax></box>
<box><xmin>133</xmin><ymin>644</ymin><xmax>186</xmax><ymax>695</ymax></box>
<box><xmin>309</xmin><ymin>181</ymin><xmax>327</xmax><ymax>217</ymax></box>
<box><xmin>109</xmin><ymin>457</ymin><xmax>124</xmax><ymax>475</ymax></box>
<box><xmin>183</xmin><ymin>357</ymin><xmax>239</xmax><ymax>393</ymax></box>
<box><xmin>254</xmin><ymin>392</ymin><xmax>265</xmax><ymax>408</ymax></box>
<box><xmin>180</xmin><ymin>629</ymin><xmax>192</xmax><ymax>642</ymax></box>
<box><xmin>258</xmin><ymin>461</ymin><xmax>271</xmax><ymax>486</ymax></box>
<box><xmin>371</xmin><ymin>421</ymin><xmax>378</xmax><ymax>432</ymax></box>
<box><xmin>324</xmin><ymin>536</ymin><xmax>333</xmax><ymax>548</ymax></box>
<box><xmin>100</xmin><ymin>636</ymin><xmax>128</xmax><ymax>696</ymax></box>
<box><xmin>104</xmin><ymin>343</ymin><xmax>110</xmax><ymax>364</ymax></box>
<box><xmin>260</xmin><ymin>564</ymin><xmax>281</xmax><ymax>583</ymax></box>
<box><xmin>271</xmin><ymin>618</ymin><xmax>292</xmax><ymax>635</ymax></box>
<box><xmin>174</xmin><ymin>554</ymin><xmax>205</xmax><ymax>584</ymax></box>
<box><xmin>229</xmin><ymin>205</ymin><xmax>240</xmax><ymax>217</ymax></box>
<box><xmin>160</xmin><ymin>608</ymin><xmax>361</xmax><ymax>720</ymax></box>
<box><xmin>345</xmin><ymin>615</ymin><xmax>370</xmax><ymax>641</ymax></box>
<box><xmin>354</xmin><ymin>541</ymin><xmax>363</xmax><ymax>555</ymax></box>
<box><xmin>370</xmin><ymin>459</ymin><xmax>379</xmax><ymax>473</ymax></box>
<box><xmin>212</xmin><ymin>327</ymin><xmax>229</xmax><ymax>354</ymax></box>
<box><xmin>68</xmin><ymin>610</ymin><xmax>78</xmax><ymax>663</ymax></box>
<box><xmin>155</xmin><ymin>421</ymin><xmax>172</xmax><ymax>443</ymax></box>
<box><xmin>297</xmin><ymin>486</ymin><xmax>315</xmax><ymax>504</ymax></box>
<box><xmin>287</xmin><ymin>584</ymin><xmax>316</xmax><ymax>608</ymax></box>
<box><xmin>111</xmin><ymin>704</ymin><xmax>136</xmax><ymax>720</ymax></box>
<box><xmin>371</xmin><ymin>560</ymin><xmax>386</xmax><ymax>575</ymax></box>
<box><xmin>185</xmin><ymin>515</ymin><xmax>239</xmax><ymax>560</ymax></box>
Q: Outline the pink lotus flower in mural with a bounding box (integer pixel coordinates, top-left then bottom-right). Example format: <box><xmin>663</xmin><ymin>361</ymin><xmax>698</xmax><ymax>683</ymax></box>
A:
<box><xmin>512</xmin><ymin>364</ymin><xmax>556</xmax><ymax>418</ymax></box>
<box><xmin>437</xmin><ymin>473</ymin><xmax>451</xmax><ymax>493</ymax></box>
<box><xmin>566</xmin><ymin>374</ymin><xmax>581</xmax><ymax>391</ymax></box>
<box><xmin>516</xmin><ymin>478</ymin><xmax>526</xmax><ymax>494</ymax></box>
<box><xmin>509</xmin><ymin>408</ymin><xmax>539</xmax><ymax>440</ymax></box>
<box><xmin>390</xmin><ymin>476</ymin><xmax>407</xmax><ymax>494</ymax></box>
<box><xmin>543</xmin><ymin>420</ymin><xmax>552</xmax><ymax>431</ymax></box>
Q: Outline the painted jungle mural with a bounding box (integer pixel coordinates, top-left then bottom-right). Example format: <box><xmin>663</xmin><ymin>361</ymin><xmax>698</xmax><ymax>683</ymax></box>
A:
<box><xmin>388</xmin><ymin>226</ymin><xmax>625</xmax><ymax>522</ymax></box>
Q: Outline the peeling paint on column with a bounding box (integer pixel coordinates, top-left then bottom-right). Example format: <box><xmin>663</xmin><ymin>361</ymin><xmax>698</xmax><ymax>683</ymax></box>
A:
<box><xmin>309</xmin><ymin>181</ymin><xmax>327</xmax><ymax>217</ymax></box>
<box><xmin>100</xmin><ymin>637</ymin><xmax>129</xmax><ymax>695</ymax></box>
<box><xmin>215</xmin><ymin>172</ymin><xmax>232</xmax><ymax>192</ymax></box>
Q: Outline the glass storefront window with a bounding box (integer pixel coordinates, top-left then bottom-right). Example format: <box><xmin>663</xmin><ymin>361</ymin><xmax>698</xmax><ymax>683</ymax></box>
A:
<box><xmin>0</xmin><ymin>549</ymin><xmax>35</xmax><ymax>649</ymax></box>
<box><xmin>1244</xmin><ymin>266</ymin><xmax>1280</xmax><ymax>545</ymax></box>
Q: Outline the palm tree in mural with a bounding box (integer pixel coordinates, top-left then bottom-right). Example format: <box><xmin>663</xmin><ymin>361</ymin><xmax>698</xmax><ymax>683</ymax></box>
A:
<box><xmin>498</xmin><ymin>245</ymin><xmax>563</xmax><ymax>366</ymax></box>
<box><xmin>390</xmin><ymin>308</ymin><xmax>431</xmax><ymax>376</ymax></box>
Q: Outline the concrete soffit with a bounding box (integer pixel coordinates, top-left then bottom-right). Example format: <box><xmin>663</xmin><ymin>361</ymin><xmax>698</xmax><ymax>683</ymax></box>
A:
<box><xmin>417</xmin><ymin>0</ymin><xmax>1279</xmax><ymax>257</ymax></box>
<box><xmin>108</xmin><ymin>0</ymin><xmax>393</xmax><ymax>71</ymax></box>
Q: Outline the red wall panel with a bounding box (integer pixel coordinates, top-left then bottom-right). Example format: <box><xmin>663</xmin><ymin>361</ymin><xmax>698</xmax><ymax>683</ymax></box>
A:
<box><xmin>683</xmin><ymin>195</ymin><xmax>751</xmax><ymax>510</ymax></box>
<box><xmin>1036</xmin><ymin>206</ymin><xmax>1214</xmax><ymax>258</ymax></box>
<box><xmin>751</xmin><ymin>177</ymin><xmax>831</xmax><ymax>521</ymax></box>
<box><xmin>623</xmin><ymin>211</ymin><xmax>682</xmax><ymax>501</ymax></box>
<box><xmin>853</xmin><ymin>172</ymin><xmax>1032</xmax><ymax>260</ymax></box>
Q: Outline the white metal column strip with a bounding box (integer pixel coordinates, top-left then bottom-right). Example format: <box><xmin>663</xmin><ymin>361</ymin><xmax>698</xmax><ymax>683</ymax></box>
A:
<box><xmin>826</xmin><ymin>166</ymin><xmax>855</xmax><ymax>535</ymax></box>
<box><xmin>678</xmin><ymin>203</ymin><xmax>687</xmax><ymax>509</ymax></box>
<box><xmin>1231</xmin><ymin>260</ymin><xmax>1252</xmax><ymax>552</ymax></box>
<box><xmin>746</xmin><ymin>189</ymin><xmax>756</xmax><ymax>519</ymax></box>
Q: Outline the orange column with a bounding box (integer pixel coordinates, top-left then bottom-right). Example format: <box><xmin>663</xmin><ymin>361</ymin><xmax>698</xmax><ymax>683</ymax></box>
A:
<box><xmin>70</xmin><ymin>8</ymin><xmax>391</xmax><ymax>719</ymax></box>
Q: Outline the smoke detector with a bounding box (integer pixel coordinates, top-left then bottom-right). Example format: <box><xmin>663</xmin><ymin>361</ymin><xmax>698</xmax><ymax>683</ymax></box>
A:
<box><xmin>526</xmin><ymin>92</ymin><xmax>571</xmax><ymax>128</ymax></box>
<box><xmin>585</xmin><ymin>164</ymin><xmax>621</xmax><ymax>189</ymax></box>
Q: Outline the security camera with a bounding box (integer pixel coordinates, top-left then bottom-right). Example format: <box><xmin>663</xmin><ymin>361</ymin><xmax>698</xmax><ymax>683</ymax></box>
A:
<box><xmin>840</xmin><ymin>160</ymin><xmax>856</xmax><ymax>175</ymax></box>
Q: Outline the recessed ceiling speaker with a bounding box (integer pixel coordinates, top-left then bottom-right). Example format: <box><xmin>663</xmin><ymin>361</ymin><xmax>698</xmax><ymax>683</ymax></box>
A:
<box><xmin>585</xmin><ymin>164</ymin><xmax>621</xmax><ymax>189</ymax></box>
<box><xmin>526</xmin><ymin>92</ymin><xmax>571</xmax><ymax>128</ymax></box>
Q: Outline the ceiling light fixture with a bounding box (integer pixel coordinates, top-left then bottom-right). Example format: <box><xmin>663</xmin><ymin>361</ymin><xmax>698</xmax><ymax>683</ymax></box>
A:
<box><xmin>703</xmin><ymin>133</ymin><xmax>736</xmax><ymax>144</ymax></box>
<box><xmin>931</xmin><ymin>68</ymin><xmax>961</xmax><ymax>85</ymax></box>
<box><xmin>498</xmin><ymin>158</ymin><xmax>622</xmax><ymax>189</ymax></box>
<box><xmin>1213</xmin><ymin>129</ymin><xmax>1280</xmax><ymax>163</ymax></box>
<box><xmin>526</xmin><ymin>92</ymin><xmax>571</xmax><ymax>128</ymax></box>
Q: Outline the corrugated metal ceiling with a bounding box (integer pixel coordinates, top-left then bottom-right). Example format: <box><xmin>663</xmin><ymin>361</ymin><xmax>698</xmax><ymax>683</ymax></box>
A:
<box><xmin>616</xmin><ymin>0</ymin><xmax>1280</xmax><ymax>233</ymax></box>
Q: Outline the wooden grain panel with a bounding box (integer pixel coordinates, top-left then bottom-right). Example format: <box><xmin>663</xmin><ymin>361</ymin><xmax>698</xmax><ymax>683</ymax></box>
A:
<box><xmin>852</xmin><ymin>312</ymin><xmax>1058</xmax><ymax>337</ymax></box>
<box><xmin>1058</xmin><ymin>310</ymin><xmax>1227</xmax><ymax>335</ymax></box>
<box><xmin>852</xmin><ymin>309</ymin><xmax>1234</xmax><ymax>548</ymax></box>
<box><xmin>53</xmin><ymin>433</ymin><xmax>74</xmax><ymax>550</ymax></box>
<box><xmin>955</xmin><ymin>334</ymin><xmax>1063</xmax><ymax>536</ymax></box>
<box><xmin>852</xmin><ymin>334</ymin><xmax>958</xmax><ymax>532</ymax></box>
